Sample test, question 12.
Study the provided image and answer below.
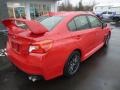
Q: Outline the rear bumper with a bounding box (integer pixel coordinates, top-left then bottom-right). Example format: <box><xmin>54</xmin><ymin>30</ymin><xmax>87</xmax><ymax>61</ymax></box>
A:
<box><xmin>6</xmin><ymin>43</ymin><xmax>48</xmax><ymax>79</ymax></box>
<box><xmin>6</xmin><ymin>42</ymin><xmax>64</xmax><ymax>80</ymax></box>
<box><xmin>8</xmin><ymin>54</ymin><xmax>43</xmax><ymax>75</ymax></box>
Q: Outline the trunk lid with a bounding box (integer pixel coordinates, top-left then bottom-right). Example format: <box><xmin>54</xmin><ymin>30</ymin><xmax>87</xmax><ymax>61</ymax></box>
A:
<box><xmin>2</xmin><ymin>18</ymin><xmax>48</xmax><ymax>55</ymax></box>
<box><xmin>8</xmin><ymin>33</ymin><xmax>34</xmax><ymax>55</ymax></box>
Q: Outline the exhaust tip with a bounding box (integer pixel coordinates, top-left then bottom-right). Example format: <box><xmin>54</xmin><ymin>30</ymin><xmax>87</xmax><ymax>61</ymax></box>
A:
<box><xmin>28</xmin><ymin>75</ymin><xmax>42</xmax><ymax>82</ymax></box>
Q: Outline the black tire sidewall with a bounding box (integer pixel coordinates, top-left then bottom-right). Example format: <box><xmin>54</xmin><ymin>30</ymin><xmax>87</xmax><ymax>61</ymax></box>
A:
<box><xmin>64</xmin><ymin>51</ymin><xmax>80</xmax><ymax>77</ymax></box>
<box><xmin>104</xmin><ymin>34</ymin><xmax>110</xmax><ymax>47</ymax></box>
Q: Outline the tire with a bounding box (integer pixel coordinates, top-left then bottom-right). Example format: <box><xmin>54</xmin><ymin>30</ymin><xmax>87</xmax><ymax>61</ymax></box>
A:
<box><xmin>11</xmin><ymin>63</ymin><xmax>20</xmax><ymax>70</ymax></box>
<box><xmin>113</xmin><ymin>17</ymin><xmax>120</xmax><ymax>22</ymax></box>
<box><xmin>104</xmin><ymin>34</ymin><xmax>110</xmax><ymax>47</ymax></box>
<box><xmin>64</xmin><ymin>51</ymin><xmax>80</xmax><ymax>77</ymax></box>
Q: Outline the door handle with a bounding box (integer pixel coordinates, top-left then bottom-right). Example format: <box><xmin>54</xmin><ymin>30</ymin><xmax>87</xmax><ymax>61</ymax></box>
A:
<box><xmin>74</xmin><ymin>35</ymin><xmax>81</xmax><ymax>39</ymax></box>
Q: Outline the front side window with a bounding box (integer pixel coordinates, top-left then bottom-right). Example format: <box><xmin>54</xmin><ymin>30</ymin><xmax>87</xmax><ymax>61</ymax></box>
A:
<box><xmin>87</xmin><ymin>15</ymin><xmax>102</xmax><ymax>28</ymax></box>
<box><xmin>74</xmin><ymin>16</ymin><xmax>90</xmax><ymax>30</ymax></box>
<box><xmin>38</xmin><ymin>16</ymin><xmax>64</xmax><ymax>31</ymax></box>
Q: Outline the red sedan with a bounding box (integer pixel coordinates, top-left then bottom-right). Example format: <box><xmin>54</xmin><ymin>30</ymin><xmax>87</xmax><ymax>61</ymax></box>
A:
<box><xmin>2</xmin><ymin>12</ymin><xmax>111</xmax><ymax>81</ymax></box>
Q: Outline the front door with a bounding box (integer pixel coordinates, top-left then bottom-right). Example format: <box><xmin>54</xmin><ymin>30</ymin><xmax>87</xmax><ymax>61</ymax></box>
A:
<box><xmin>87</xmin><ymin>15</ymin><xmax>105</xmax><ymax>46</ymax></box>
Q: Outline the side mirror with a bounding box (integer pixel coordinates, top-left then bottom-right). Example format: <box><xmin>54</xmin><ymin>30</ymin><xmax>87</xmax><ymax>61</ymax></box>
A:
<box><xmin>102</xmin><ymin>23</ymin><xmax>107</xmax><ymax>29</ymax></box>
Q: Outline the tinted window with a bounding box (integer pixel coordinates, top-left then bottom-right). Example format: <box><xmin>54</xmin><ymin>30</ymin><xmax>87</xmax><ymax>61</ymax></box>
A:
<box><xmin>36</xmin><ymin>16</ymin><xmax>49</xmax><ymax>22</ymax></box>
<box><xmin>108</xmin><ymin>12</ymin><xmax>112</xmax><ymax>14</ymax></box>
<box><xmin>39</xmin><ymin>16</ymin><xmax>63</xmax><ymax>31</ymax></box>
<box><xmin>102</xmin><ymin>12</ymin><xmax>107</xmax><ymax>14</ymax></box>
<box><xmin>87</xmin><ymin>15</ymin><xmax>102</xmax><ymax>28</ymax></box>
<box><xmin>74</xmin><ymin>16</ymin><xmax>90</xmax><ymax>30</ymax></box>
<box><xmin>68</xmin><ymin>20</ymin><xmax>76</xmax><ymax>31</ymax></box>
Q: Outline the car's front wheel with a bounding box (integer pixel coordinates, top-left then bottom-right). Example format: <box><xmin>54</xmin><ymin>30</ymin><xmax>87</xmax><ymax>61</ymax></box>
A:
<box><xmin>104</xmin><ymin>34</ymin><xmax>110</xmax><ymax>47</ymax></box>
<box><xmin>64</xmin><ymin>51</ymin><xmax>80</xmax><ymax>77</ymax></box>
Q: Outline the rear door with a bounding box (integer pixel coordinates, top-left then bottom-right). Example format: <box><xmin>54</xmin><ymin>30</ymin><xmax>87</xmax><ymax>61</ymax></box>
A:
<box><xmin>68</xmin><ymin>15</ymin><xmax>96</xmax><ymax>56</ymax></box>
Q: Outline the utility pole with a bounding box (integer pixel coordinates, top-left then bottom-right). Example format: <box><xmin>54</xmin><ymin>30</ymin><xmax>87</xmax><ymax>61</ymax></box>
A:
<box><xmin>0</xmin><ymin>0</ymin><xmax>9</xmax><ymax>30</ymax></box>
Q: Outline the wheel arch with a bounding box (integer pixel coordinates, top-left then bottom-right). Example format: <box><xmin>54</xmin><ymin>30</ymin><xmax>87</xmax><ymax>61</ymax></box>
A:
<box><xmin>64</xmin><ymin>48</ymin><xmax>82</xmax><ymax>67</ymax></box>
<box><xmin>63</xmin><ymin>48</ymin><xmax>82</xmax><ymax>77</ymax></box>
<box><xmin>72</xmin><ymin>49</ymin><xmax>82</xmax><ymax>57</ymax></box>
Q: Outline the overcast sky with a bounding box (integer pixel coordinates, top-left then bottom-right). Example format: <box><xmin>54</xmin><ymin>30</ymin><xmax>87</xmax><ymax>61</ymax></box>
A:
<box><xmin>62</xmin><ymin>0</ymin><xmax>120</xmax><ymax>6</ymax></box>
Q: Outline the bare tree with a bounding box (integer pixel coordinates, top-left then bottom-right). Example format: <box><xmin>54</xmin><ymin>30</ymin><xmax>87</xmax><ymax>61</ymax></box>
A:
<box><xmin>74</xmin><ymin>0</ymin><xmax>84</xmax><ymax>11</ymax></box>
<box><xmin>59</xmin><ymin>0</ymin><xmax>98</xmax><ymax>11</ymax></box>
<box><xmin>59</xmin><ymin>1</ymin><xmax>73</xmax><ymax>11</ymax></box>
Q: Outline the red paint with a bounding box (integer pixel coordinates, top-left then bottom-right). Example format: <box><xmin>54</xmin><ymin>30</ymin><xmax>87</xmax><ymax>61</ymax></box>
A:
<box><xmin>2</xmin><ymin>12</ymin><xmax>111</xmax><ymax>80</ymax></box>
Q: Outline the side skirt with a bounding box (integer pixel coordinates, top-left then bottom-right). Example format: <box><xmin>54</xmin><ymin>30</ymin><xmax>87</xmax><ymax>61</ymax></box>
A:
<box><xmin>81</xmin><ymin>42</ymin><xmax>104</xmax><ymax>61</ymax></box>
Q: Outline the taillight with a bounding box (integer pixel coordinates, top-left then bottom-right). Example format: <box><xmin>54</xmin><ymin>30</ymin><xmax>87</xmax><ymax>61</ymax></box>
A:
<box><xmin>29</xmin><ymin>40</ymin><xmax>53</xmax><ymax>53</ymax></box>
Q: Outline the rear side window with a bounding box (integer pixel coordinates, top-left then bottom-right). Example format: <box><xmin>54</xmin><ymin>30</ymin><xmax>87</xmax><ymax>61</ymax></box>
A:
<box><xmin>87</xmin><ymin>15</ymin><xmax>102</xmax><ymax>28</ymax></box>
<box><xmin>68</xmin><ymin>20</ymin><xmax>76</xmax><ymax>31</ymax></box>
<box><xmin>39</xmin><ymin>16</ymin><xmax>63</xmax><ymax>31</ymax></box>
<box><xmin>74</xmin><ymin>16</ymin><xmax>90</xmax><ymax>30</ymax></box>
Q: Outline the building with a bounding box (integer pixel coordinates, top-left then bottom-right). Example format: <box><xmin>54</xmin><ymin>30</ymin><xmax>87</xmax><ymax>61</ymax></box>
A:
<box><xmin>7</xmin><ymin>0</ymin><xmax>60</xmax><ymax>20</ymax></box>
<box><xmin>0</xmin><ymin>0</ymin><xmax>9</xmax><ymax>30</ymax></box>
<box><xmin>0</xmin><ymin>0</ymin><xmax>60</xmax><ymax>29</ymax></box>
<box><xmin>93</xmin><ymin>3</ymin><xmax>120</xmax><ymax>14</ymax></box>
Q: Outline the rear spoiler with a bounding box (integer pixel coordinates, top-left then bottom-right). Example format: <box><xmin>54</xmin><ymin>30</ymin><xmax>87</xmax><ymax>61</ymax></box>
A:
<box><xmin>2</xmin><ymin>18</ymin><xmax>48</xmax><ymax>34</ymax></box>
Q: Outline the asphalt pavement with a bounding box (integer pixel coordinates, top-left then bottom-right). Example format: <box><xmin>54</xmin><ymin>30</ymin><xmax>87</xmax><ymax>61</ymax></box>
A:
<box><xmin>0</xmin><ymin>23</ymin><xmax>120</xmax><ymax>90</ymax></box>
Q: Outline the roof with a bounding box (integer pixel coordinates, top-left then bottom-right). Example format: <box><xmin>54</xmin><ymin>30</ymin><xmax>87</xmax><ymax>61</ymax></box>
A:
<box><xmin>47</xmin><ymin>11</ymin><xmax>94</xmax><ymax>17</ymax></box>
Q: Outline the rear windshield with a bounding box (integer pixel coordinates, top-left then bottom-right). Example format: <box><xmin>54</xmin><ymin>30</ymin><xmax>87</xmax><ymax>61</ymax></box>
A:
<box><xmin>35</xmin><ymin>16</ymin><xmax>49</xmax><ymax>22</ymax></box>
<box><xmin>38</xmin><ymin>16</ymin><xmax>64</xmax><ymax>31</ymax></box>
